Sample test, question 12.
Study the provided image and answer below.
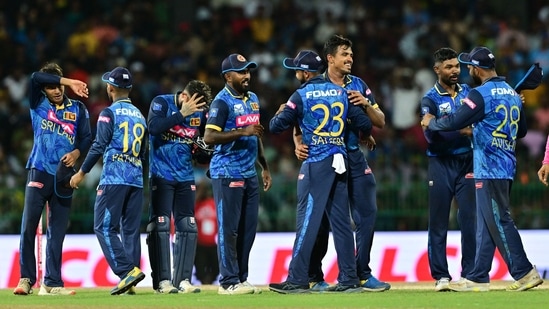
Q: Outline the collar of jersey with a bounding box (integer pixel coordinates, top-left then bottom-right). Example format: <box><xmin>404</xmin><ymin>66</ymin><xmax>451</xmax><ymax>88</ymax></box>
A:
<box><xmin>434</xmin><ymin>81</ymin><xmax>463</xmax><ymax>96</ymax></box>
<box><xmin>113</xmin><ymin>98</ymin><xmax>132</xmax><ymax>104</ymax></box>
<box><xmin>322</xmin><ymin>72</ymin><xmax>352</xmax><ymax>87</ymax></box>
<box><xmin>224</xmin><ymin>84</ymin><xmax>248</xmax><ymax>99</ymax></box>
<box><xmin>52</xmin><ymin>97</ymin><xmax>72</xmax><ymax>110</ymax></box>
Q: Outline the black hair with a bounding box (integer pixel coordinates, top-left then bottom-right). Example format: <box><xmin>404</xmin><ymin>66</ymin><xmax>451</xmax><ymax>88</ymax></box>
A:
<box><xmin>323</xmin><ymin>34</ymin><xmax>353</xmax><ymax>61</ymax></box>
<box><xmin>39</xmin><ymin>62</ymin><xmax>63</xmax><ymax>77</ymax></box>
<box><xmin>433</xmin><ymin>48</ymin><xmax>457</xmax><ymax>64</ymax></box>
<box><xmin>185</xmin><ymin>80</ymin><xmax>213</xmax><ymax>106</ymax></box>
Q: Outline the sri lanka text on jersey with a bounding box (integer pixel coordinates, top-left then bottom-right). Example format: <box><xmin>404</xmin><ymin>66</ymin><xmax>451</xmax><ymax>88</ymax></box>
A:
<box><xmin>40</xmin><ymin>119</ymin><xmax>75</xmax><ymax>144</ymax></box>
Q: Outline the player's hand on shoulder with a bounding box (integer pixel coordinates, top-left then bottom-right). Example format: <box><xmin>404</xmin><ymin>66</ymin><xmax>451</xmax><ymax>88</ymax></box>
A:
<box><xmin>347</xmin><ymin>90</ymin><xmax>368</xmax><ymax>107</ymax></box>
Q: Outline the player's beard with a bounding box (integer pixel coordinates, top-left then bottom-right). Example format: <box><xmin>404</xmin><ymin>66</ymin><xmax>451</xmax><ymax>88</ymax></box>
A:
<box><xmin>471</xmin><ymin>71</ymin><xmax>482</xmax><ymax>85</ymax></box>
<box><xmin>234</xmin><ymin>79</ymin><xmax>250</xmax><ymax>94</ymax></box>
<box><xmin>441</xmin><ymin>74</ymin><xmax>457</xmax><ymax>87</ymax></box>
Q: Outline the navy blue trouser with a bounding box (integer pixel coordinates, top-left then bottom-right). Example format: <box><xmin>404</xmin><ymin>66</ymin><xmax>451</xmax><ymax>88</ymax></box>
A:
<box><xmin>211</xmin><ymin>176</ymin><xmax>259</xmax><ymax>286</ymax></box>
<box><xmin>427</xmin><ymin>153</ymin><xmax>476</xmax><ymax>280</ymax></box>
<box><xmin>309</xmin><ymin>150</ymin><xmax>378</xmax><ymax>282</ymax></box>
<box><xmin>467</xmin><ymin>179</ymin><xmax>533</xmax><ymax>283</ymax></box>
<box><xmin>148</xmin><ymin>177</ymin><xmax>196</xmax><ymax>282</ymax></box>
<box><xmin>149</xmin><ymin>177</ymin><xmax>196</xmax><ymax>220</ymax></box>
<box><xmin>20</xmin><ymin>169</ymin><xmax>71</xmax><ymax>287</ymax></box>
<box><xmin>94</xmin><ymin>185</ymin><xmax>143</xmax><ymax>279</ymax></box>
<box><xmin>348</xmin><ymin>150</ymin><xmax>378</xmax><ymax>280</ymax></box>
<box><xmin>288</xmin><ymin>156</ymin><xmax>359</xmax><ymax>286</ymax></box>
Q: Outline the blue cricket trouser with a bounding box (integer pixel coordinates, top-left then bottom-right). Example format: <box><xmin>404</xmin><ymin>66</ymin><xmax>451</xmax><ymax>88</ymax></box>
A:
<box><xmin>348</xmin><ymin>150</ymin><xmax>378</xmax><ymax>280</ymax></box>
<box><xmin>149</xmin><ymin>177</ymin><xmax>196</xmax><ymax>224</ymax></box>
<box><xmin>308</xmin><ymin>150</ymin><xmax>378</xmax><ymax>282</ymax></box>
<box><xmin>148</xmin><ymin>177</ymin><xmax>196</xmax><ymax>282</ymax></box>
<box><xmin>20</xmin><ymin>168</ymin><xmax>71</xmax><ymax>287</ymax></box>
<box><xmin>467</xmin><ymin>179</ymin><xmax>533</xmax><ymax>283</ymax></box>
<box><xmin>94</xmin><ymin>184</ymin><xmax>143</xmax><ymax>279</ymax></box>
<box><xmin>288</xmin><ymin>156</ymin><xmax>359</xmax><ymax>286</ymax></box>
<box><xmin>427</xmin><ymin>152</ymin><xmax>476</xmax><ymax>280</ymax></box>
<box><xmin>212</xmin><ymin>176</ymin><xmax>259</xmax><ymax>286</ymax></box>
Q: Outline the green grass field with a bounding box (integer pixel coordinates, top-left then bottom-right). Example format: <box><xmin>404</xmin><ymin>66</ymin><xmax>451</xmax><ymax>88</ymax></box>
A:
<box><xmin>0</xmin><ymin>282</ymin><xmax>547</xmax><ymax>309</ymax></box>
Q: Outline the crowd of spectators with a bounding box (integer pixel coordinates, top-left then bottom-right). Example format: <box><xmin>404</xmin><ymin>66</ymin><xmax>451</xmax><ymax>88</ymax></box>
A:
<box><xmin>1</xmin><ymin>0</ymin><xmax>549</xmax><ymax>233</ymax></box>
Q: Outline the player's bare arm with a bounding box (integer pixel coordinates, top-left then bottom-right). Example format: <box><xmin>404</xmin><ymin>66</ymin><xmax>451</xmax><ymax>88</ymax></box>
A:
<box><xmin>538</xmin><ymin>164</ymin><xmax>549</xmax><ymax>186</ymax></box>
<box><xmin>257</xmin><ymin>139</ymin><xmax>272</xmax><ymax>191</ymax></box>
<box><xmin>69</xmin><ymin>170</ymin><xmax>85</xmax><ymax>189</ymax></box>
<box><xmin>275</xmin><ymin>103</ymin><xmax>286</xmax><ymax>115</ymax></box>
<box><xmin>348</xmin><ymin>90</ymin><xmax>386</xmax><ymax>128</ymax></box>
<box><xmin>361</xmin><ymin>135</ymin><xmax>377</xmax><ymax>151</ymax></box>
<box><xmin>61</xmin><ymin>149</ymin><xmax>81</xmax><ymax>167</ymax></box>
<box><xmin>204</xmin><ymin>124</ymin><xmax>264</xmax><ymax>145</ymax></box>
<box><xmin>421</xmin><ymin>113</ymin><xmax>435</xmax><ymax>128</ymax></box>
<box><xmin>459</xmin><ymin>127</ymin><xmax>473</xmax><ymax>137</ymax></box>
<box><xmin>61</xmin><ymin>77</ymin><xmax>89</xmax><ymax>98</ymax></box>
<box><xmin>292</xmin><ymin>125</ymin><xmax>308</xmax><ymax>161</ymax></box>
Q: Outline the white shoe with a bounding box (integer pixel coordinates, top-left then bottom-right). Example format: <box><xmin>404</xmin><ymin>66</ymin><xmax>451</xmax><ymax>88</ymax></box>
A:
<box><xmin>218</xmin><ymin>283</ymin><xmax>254</xmax><ymax>295</ymax></box>
<box><xmin>435</xmin><ymin>277</ymin><xmax>450</xmax><ymax>292</ymax></box>
<box><xmin>13</xmin><ymin>278</ymin><xmax>33</xmax><ymax>295</ymax></box>
<box><xmin>449</xmin><ymin>278</ymin><xmax>489</xmax><ymax>292</ymax></box>
<box><xmin>242</xmin><ymin>281</ymin><xmax>262</xmax><ymax>294</ymax></box>
<box><xmin>506</xmin><ymin>266</ymin><xmax>543</xmax><ymax>291</ymax></box>
<box><xmin>38</xmin><ymin>284</ymin><xmax>76</xmax><ymax>296</ymax></box>
<box><xmin>156</xmin><ymin>280</ymin><xmax>178</xmax><ymax>294</ymax></box>
<box><xmin>178</xmin><ymin>279</ymin><xmax>200</xmax><ymax>294</ymax></box>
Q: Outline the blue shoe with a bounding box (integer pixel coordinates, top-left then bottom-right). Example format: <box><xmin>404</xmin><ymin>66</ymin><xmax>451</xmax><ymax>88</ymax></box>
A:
<box><xmin>309</xmin><ymin>281</ymin><xmax>330</xmax><ymax>292</ymax></box>
<box><xmin>361</xmin><ymin>276</ymin><xmax>391</xmax><ymax>292</ymax></box>
<box><xmin>269</xmin><ymin>281</ymin><xmax>310</xmax><ymax>294</ymax></box>
<box><xmin>111</xmin><ymin>267</ymin><xmax>145</xmax><ymax>295</ymax></box>
<box><xmin>326</xmin><ymin>283</ymin><xmax>363</xmax><ymax>293</ymax></box>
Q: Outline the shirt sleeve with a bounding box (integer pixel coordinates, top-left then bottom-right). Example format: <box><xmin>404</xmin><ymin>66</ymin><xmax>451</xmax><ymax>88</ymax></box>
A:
<box><xmin>75</xmin><ymin>102</ymin><xmax>92</xmax><ymax>155</ymax></box>
<box><xmin>421</xmin><ymin>96</ymin><xmax>462</xmax><ymax>143</ymax></box>
<box><xmin>269</xmin><ymin>92</ymin><xmax>301</xmax><ymax>134</ymax></box>
<box><xmin>360</xmin><ymin>80</ymin><xmax>378</xmax><ymax>108</ymax></box>
<box><xmin>29</xmin><ymin>72</ymin><xmax>62</xmax><ymax>109</ymax></box>
<box><xmin>543</xmin><ymin>135</ymin><xmax>549</xmax><ymax>164</ymax></box>
<box><xmin>205</xmin><ymin>99</ymin><xmax>229</xmax><ymax>132</ymax></box>
<box><xmin>428</xmin><ymin>89</ymin><xmax>485</xmax><ymax>131</ymax></box>
<box><xmin>81</xmin><ymin>108</ymin><xmax>114</xmax><ymax>173</ymax></box>
<box><xmin>347</xmin><ymin>103</ymin><xmax>372</xmax><ymax>137</ymax></box>
<box><xmin>147</xmin><ymin>96</ymin><xmax>184</xmax><ymax>136</ymax></box>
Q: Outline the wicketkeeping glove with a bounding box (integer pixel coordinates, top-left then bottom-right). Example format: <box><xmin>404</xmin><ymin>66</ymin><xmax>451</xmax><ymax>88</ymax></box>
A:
<box><xmin>192</xmin><ymin>136</ymin><xmax>214</xmax><ymax>164</ymax></box>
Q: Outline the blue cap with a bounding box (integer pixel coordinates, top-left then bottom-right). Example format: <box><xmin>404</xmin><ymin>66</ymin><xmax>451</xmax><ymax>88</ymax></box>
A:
<box><xmin>283</xmin><ymin>50</ymin><xmax>323</xmax><ymax>72</ymax></box>
<box><xmin>101</xmin><ymin>67</ymin><xmax>133</xmax><ymax>89</ymax></box>
<box><xmin>457</xmin><ymin>47</ymin><xmax>496</xmax><ymax>69</ymax></box>
<box><xmin>221</xmin><ymin>54</ymin><xmax>257</xmax><ymax>74</ymax></box>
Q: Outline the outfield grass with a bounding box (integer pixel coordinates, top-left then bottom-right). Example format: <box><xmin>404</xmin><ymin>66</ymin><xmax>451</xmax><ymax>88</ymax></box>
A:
<box><xmin>0</xmin><ymin>281</ymin><xmax>547</xmax><ymax>309</ymax></box>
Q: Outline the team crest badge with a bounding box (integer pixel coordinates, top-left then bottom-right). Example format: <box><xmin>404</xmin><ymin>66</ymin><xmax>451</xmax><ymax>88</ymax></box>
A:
<box><xmin>250</xmin><ymin>102</ymin><xmax>259</xmax><ymax>110</ymax></box>
<box><xmin>190</xmin><ymin>118</ymin><xmax>201</xmax><ymax>126</ymax></box>
<box><xmin>63</xmin><ymin>111</ymin><xmax>77</xmax><ymax>121</ymax></box>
